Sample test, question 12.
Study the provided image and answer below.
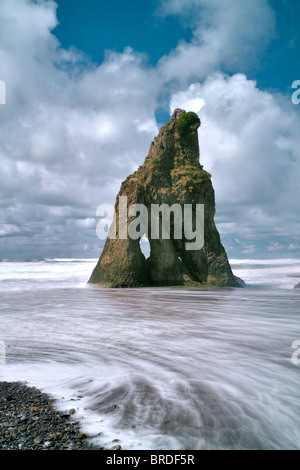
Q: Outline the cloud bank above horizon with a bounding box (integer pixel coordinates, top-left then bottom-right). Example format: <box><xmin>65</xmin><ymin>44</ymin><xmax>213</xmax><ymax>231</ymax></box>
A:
<box><xmin>0</xmin><ymin>0</ymin><xmax>299</xmax><ymax>259</ymax></box>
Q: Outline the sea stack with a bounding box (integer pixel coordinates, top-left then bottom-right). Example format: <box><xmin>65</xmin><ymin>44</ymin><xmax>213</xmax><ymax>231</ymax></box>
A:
<box><xmin>89</xmin><ymin>109</ymin><xmax>244</xmax><ymax>288</ymax></box>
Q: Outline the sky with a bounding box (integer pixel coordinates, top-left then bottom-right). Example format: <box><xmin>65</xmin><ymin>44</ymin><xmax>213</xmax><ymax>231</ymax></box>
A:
<box><xmin>0</xmin><ymin>0</ymin><xmax>300</xmax><ymax>260</ymax></box>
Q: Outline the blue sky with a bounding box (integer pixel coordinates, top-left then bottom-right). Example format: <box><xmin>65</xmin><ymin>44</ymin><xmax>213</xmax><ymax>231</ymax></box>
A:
<box><xmin>54</xmin><ymin>0</ymin><xmax>300</xmax><ymax>93</ymax></box>
<box><xmin>0</xmin><ymin>0</ymin><xmax>299</xmax><ymax>259</ymax></box>
<box><xmin>55</xmin><ymin>0</ymin><xmax>192</xmax><ymax>65</ymax></box>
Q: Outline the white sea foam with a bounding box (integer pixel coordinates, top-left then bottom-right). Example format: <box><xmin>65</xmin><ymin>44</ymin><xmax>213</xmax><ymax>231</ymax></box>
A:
<box><xmin>0</xmin><ymin>259</ymin><xmax>299</xmax><ymax>449</ymax></box>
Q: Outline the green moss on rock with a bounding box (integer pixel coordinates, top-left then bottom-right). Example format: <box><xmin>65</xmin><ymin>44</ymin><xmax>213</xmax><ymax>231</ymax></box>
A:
<box><xmin>152</xmin><ymin>157</ymin><xmax>160</xmax><ymax>167</ymax></box>
<box><xmin>175</xmin><ymin>112</ymin><xmax>200</xmax><ymax>140</ymax></box>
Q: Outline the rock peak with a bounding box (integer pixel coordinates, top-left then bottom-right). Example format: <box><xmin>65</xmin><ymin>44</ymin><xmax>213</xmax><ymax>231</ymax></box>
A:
<box><xmin>171</xmin><ymin>108</ymin><xmax>185</xmax><ymax>120</ymax></box>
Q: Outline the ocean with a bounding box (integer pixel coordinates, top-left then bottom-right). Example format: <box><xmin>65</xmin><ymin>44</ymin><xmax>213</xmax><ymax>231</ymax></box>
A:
<box><xmin>0</xmin><ymin>258</ymin><xmax>299</xmax><ymax>450</ymax></box>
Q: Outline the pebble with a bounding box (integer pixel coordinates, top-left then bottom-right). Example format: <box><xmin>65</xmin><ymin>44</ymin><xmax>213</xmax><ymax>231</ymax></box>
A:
<box><xmin>0</xmin><ymin>381</ymin><xmax>106</xmax><ymax>450</ymax></box>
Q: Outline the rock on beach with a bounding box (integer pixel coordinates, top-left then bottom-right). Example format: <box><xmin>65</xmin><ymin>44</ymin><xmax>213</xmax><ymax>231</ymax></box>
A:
<box><xmin>0</xmin><ymin>381</ymin><xmax>104</xmax><ymax>450</ymax></box>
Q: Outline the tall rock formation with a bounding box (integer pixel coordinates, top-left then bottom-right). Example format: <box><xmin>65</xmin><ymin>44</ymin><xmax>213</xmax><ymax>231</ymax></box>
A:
<box><xmin>89</xmin><ymin>109</ymin><xmax>244</xmax><ymax>287</ymax></box>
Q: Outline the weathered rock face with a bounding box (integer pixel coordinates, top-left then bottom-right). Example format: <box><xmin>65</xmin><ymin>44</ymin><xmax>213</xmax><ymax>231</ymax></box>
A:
<box><xmin>89</xmin><ymin>109</ymin><xmax>244</xmax><ymax>287</ymax></box>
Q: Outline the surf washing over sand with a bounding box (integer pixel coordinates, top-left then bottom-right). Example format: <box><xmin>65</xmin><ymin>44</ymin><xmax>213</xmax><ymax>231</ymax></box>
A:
<box><xmin>0</xmin><ymin>258</ymin><xmax>300</xmax><ymax>450</ymax></box>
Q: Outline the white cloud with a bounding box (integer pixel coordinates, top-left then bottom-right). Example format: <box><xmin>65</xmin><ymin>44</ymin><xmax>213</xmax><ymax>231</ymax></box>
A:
<box><xmin>242</xmin><ymin>245</ymin><xmax>256</xmax><ymax>254</ymax></box>
<box><xmin>0</xmin><ymin>224</ymin><xmax>21</xmax><ymax>237</ymax></box>
<box><xmin>158</xmin><ymin>0</ymin><xmax>275</xmax><ymax>85</ymax></box>
<box><xmin>289</xmin><ymin>244</ymin><xmax>300</xmax><ymax>250</ymax></box>
<box><xmin>0</xmin><ymin>0</ymin><xmax>161</xmax><ymax>258</ymax></box>
<box><xmin>170</xmin><ymin>87</ymin><xmax>205</xmax><ymax>113</ymax></box>
<box><xmin>0</xmin><ymin>0</ymin><xmax>298</xmax><ymax>259</ymax></box>
<box><xmin>267</xmin><ymin>242</ymin><xmax>284</xmax><ymax>252</ymax></box>
<box><xmin>76</xmin><ymin>218</ymin><xmax>96</xmax><ymax>228</ymax></box>
<box><xmin>169</xmin><ymin>73</ymin><xmax>300</xmax><ymax>249</ymax></box>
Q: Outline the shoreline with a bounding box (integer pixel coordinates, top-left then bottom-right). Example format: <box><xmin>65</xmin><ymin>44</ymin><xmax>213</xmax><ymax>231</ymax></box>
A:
<box><xmin>0</xmin><ymin>381</ymin><xmax>108</xmax><ymax>450</ymax></box>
